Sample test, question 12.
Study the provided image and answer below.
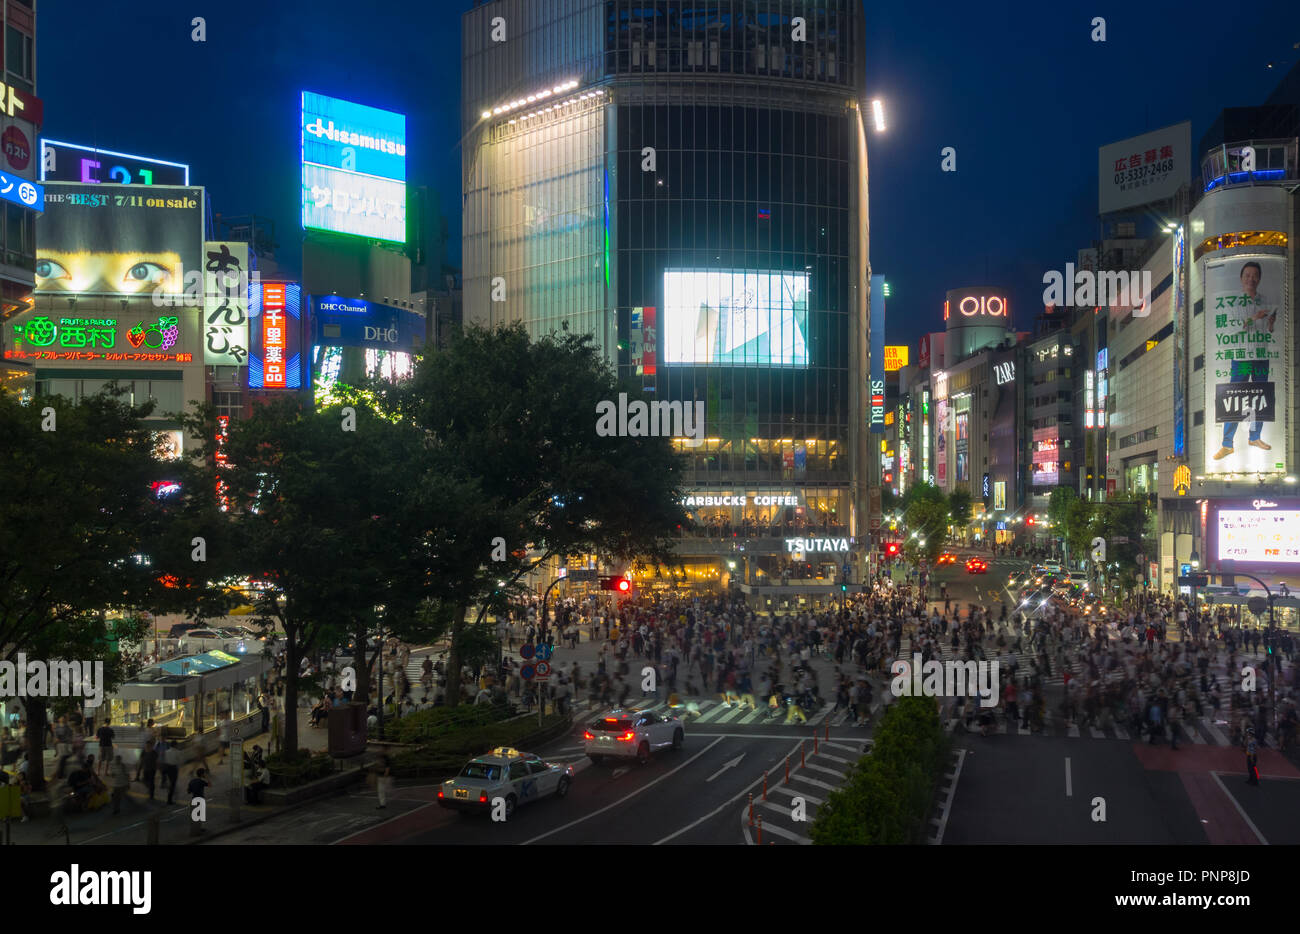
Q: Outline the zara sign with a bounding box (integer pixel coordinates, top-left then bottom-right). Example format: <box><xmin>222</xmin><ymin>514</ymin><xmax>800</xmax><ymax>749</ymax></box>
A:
<box><xmin>993</xmin><ymin>361</ymin><xmax>1015</xmax><ymax>385</ymax></box>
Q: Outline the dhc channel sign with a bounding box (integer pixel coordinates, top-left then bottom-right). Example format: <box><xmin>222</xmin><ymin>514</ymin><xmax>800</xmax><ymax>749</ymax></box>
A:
<box><xmin>309</xmin><ymin>295</ymin><xmax>423</xmax><ymax>351</ymax></box>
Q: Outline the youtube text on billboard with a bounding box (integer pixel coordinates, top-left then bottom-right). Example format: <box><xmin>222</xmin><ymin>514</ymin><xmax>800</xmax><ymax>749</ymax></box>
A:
<box><xmin>1203</xmin><ymin>255</ymin><xmax>1288</xmax><ymax>476</ymax></box>
<box><xmin>35</xmin><ymin>183</ymin><xmax>202</xmax><ymax>297</ymax></box>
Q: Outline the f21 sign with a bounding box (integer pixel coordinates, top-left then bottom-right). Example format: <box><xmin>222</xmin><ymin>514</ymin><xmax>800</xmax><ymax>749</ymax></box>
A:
<box><xmin>41</xmin><ymin>139</ymin><xmax>190</xmax><ymax>186</ymax></box>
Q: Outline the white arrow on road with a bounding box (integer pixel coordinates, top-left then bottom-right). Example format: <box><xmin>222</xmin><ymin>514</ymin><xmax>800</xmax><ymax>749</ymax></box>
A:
<box><xmin>705</xmin><ymin>754</ymin><xmax>745</xmax><ymax>783</ymax></box>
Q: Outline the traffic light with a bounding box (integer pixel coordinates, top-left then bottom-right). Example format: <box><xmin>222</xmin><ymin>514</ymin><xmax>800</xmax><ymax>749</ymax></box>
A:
<box><xmin>1026</xmin><ymin>516</ymin><xmax>1035</xmax><ymax>526</ymax></box>
<box><xmin>600</xmin><ymin>575</ymin><xmax>632</xmax><ymax>592</ymax></box>
<box><xmin>884</xmin><ymin>542</ymin><xmax>900</xmax><ymax>558</ymax></box>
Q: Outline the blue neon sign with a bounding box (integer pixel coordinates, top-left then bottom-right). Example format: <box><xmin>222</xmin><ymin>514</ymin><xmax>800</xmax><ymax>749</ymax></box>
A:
<box><xmin>0</xmin><ymin>173</ymin><xmax>41</xmax><ymax>211</ymax></box>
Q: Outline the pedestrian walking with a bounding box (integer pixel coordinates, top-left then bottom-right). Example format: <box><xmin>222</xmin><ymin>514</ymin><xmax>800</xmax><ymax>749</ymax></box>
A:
<box><xmin>109</xmin><ymin>755</ymin><xmax>130</xmax><ymax>814</ymax></box>
<box><xmin>187</xmin><ymin>768</ymin><xmax>210</xmax><ymax>835</ymax></box>
<box><xmin>373</xmin><ymin>754</ymin><xmax>392</xmax><ymax>809</ymax></box>
<box><xmin>158</xmin><ymin>739</ymin><xmax>180</xmax><ymax>805</ymax></box>
<box><xmin>138</xmin><ymin>739</ymin><xmax>159</xmax><ymax>801</ymax></box>
<box><xmin>95</xmin><ymin>719</ymin><xmax>115</xmax><ymax>775</ymax></box>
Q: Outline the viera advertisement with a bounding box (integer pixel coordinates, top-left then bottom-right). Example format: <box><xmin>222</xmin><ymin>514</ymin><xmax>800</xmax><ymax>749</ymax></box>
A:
<box><xmin>662</xmin><ymin>269</ymin><xmax>809</xmax><ymax>366</ymax></box>
<box><xmin>35</xmin><ymin>183</ymin><xmax>203</xmax><ymax>297</ymax></box>
<box><xmin>1203</xmin><ymin>255</ymin><xmax>1288</xmax><ymax>476</ymax></box>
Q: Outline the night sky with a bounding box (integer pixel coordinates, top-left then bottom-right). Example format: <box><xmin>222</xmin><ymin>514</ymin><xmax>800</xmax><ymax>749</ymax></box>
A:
<box><xmin>40</xmin><ymin>0</ymin><xmax>1300</xmax><ymax>351</ymax></box>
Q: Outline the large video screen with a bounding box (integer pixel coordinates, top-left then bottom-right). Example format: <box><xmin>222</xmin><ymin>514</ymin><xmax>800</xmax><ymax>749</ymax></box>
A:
<box><xmin>1217</xmin><ymin>509</ymin><xmax>1300</xmax><ymax>564</ymax></box>
<box><xmin>301</xmin><ymin>92</ymin><xmax>406</xmax><ymax>244</ymax></box>
<box><xmin>663</xmin><ymin>269</ymin><xmax>809</xmax><ymax>366</ymax></box>
<box><xmin>36</xmin><ymin>183</ymin><xmax>203</xmax><ymax>296</ymax></box>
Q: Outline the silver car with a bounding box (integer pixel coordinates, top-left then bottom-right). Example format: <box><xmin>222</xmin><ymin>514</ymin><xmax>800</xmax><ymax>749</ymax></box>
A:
<box><xmin>584</xmin><ymin>708</ymin><xmax>684</xmax><ymax>765</ymax></box>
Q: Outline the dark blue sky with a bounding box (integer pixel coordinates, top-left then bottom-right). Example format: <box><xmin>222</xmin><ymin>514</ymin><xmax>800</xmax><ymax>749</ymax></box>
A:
<box><xmin>40</xmin><ymin>1</ymin><xmax>1300</xmax><ymax>350</ymax></box>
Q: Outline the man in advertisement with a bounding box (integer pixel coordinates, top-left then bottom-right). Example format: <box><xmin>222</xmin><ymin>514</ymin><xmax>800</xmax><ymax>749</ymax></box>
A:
<box><xmin>1210</xmin><ymin>260</ymin><xmax>1281</xmax><ymax>465</ymax></box>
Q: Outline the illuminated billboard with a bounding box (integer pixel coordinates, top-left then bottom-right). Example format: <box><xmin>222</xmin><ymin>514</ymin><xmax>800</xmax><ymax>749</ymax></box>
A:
<box><xmin>7</xmin><ymin>312</ymin><xmax>193</xmax><ymax>363</ymax></box>
<box><xmin>203</xmin><ymin>241</ymin><xmax>250</xmax><ymax>366</ymax></box>
<box><xmin>40</xmin><ymin>139</ymin><xmax>190</xmax><ymax>186</ymax></box>
<box><xmin>301</xmin><ymin>92</ymin><xmax>406</xmax><ymax>244</ymax></box>
<box><xmin>35</xmin><ymin>183</ymin><xmax>202</xmax><ymax>296</ymax></box>
<box><xmin>248</xmin><ymin>282</ymin><xmax>302</xmax><ymax>390</ymax></box>
<box><xmin>1216</xmin><ymin>506</ymin><xmax>1300</xmax><ymax>565</ymax></box>
<box><xmin>309</xmin><ymin>296</ymin><xmax>425</xmax><ymax>352</ymax></box>
<box><xmin>1098</xmin><ymin>122</ymin><xmax>1191</xmax><ymax>215</ymax></box>
<box><xmin>883</xmin><ymin>346</ymin><xmax>909</xmax><ymax>371</ymax></box>
<box><xmin>1203</xmin><ymin>255</ymin><xmax>1288</xmax><ymax>476</ymax></box>
<box><xmin>662</xmin><ymin>269</ymin><xmax>808</xmax><ymax>366</ymax></box>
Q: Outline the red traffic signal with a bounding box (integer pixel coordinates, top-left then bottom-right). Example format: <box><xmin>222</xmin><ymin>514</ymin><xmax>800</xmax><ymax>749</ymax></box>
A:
<box><xmin>1026</xmin><ymin>516</ymin><xmax>1035</xmax><ymax>526</ymax></box>
<box><xmin>884</xmin><ymin>542</ymin><xmax>900</xmax><ymax>557</ymax></box>
<box><xmin>600</xmin><ymin>576</ymin><xmax>632</xmax><ymax>592</ymax></box>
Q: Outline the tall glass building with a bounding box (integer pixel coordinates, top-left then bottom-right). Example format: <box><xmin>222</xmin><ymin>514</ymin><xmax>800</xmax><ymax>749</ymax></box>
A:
<box><xmin>463</xmin><ymin>0</ymin><xmax>872</xmax><ymax>598</ymax></box>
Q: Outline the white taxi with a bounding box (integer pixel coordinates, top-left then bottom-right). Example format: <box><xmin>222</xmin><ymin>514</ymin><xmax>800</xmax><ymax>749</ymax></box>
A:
<box><xmin>436</xmin><ymin>747</ymin><xmax>573</xmax><ymax>817</ymax></box>
<box><xmin>583</xmin><ymin>708</ymin><xmax>684</xmax><ymax>765</ymax></box>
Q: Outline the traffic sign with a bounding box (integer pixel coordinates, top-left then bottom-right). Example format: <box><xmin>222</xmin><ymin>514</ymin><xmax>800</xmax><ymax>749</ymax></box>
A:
<box><xmin>534</xmin><ymin>643</ymin><xmax>553</xmax><ymax>661</ymax></box>
<box><xmin>520</xmin><ymin>644</ymin><xmax>535</xmax><ymax>659</ymax></box>
<box><xmin>1178</xmin><ymin>575</ymin><xmax>1208</xmax><ymax>587</ymax></box>
<box><xmin>567</xmin><ymin>569</ymin><xmax>598</xmax><ymax>582</ymax></box>
<box><xmin>534</xmin><ymin>661</ymin><xmax>551</xmax><ymax>678</ymax></box>
<box><xmin>520</xmin><ymin>664</ymin><xmax>535</xmax><ymax>680</ymax></box>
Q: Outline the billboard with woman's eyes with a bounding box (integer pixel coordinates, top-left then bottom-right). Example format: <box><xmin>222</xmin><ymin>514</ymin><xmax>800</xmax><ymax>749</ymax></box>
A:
<box><xmin>34</xmin><ymin>182</ymin><xmax>203</xmax><ymax>297</ymax></box>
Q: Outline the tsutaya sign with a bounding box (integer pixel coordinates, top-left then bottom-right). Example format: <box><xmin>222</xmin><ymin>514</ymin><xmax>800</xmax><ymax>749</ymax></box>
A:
<box><xmin>785</xmin><ymin>537</ymin><xmax>850</xmax><ymax>553</ymax></box>
<box><xmin>682</xmin><ymin>494</ymin><xmax>800</xmax><ymax>507</ymax></box>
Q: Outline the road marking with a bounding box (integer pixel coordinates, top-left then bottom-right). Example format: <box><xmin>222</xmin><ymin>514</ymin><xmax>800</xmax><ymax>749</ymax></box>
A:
<box><xmin>817</xmin><ymin>751</ymin><xmax>852</xmax><ymax>765</ymax></box>
<box><xmin>611</xmin><ymin>767</ymin><xmax>630</xmax><ymax>779</ymax></box>
<box><xmin>803</xmin><ymin>762</ymin><xmax>847</xmax><ymax>779</ymax></box>
<box><xmin>931</xmin><ymin>748</ymin><xmax>966</xmax><ymax>846</ymax></box>
<box><xmin>1089</xmin><ymin>726</ymin><xmax>1105</xmax><ymax>739</ymax></box>
<box><xmin>787</xmin><ymin>773</ymin><xmax>838</xmax><ymax>792</ymax></box>
<box><xmin>695</xmin><ymin>704</ymin><xmax>733</xmax><ymax>724</ymax></box>
<box><xmin>1200</xmin><ymin>718</ymin><xmax>1229</xmax><ymax>745</ymax></box>
<box><xmin>705</xmin><ymin>753</ymin><xmax>746</xmax><ymax>783</ymax></box>
<box><xmin>1209</xmin><ymin>771</ymin><xmax>1268</xmax><ymax>845</ymax></box>
<box><xmin>522</xmin><ymin>736</ymin><xmax>725</xmax><ymax>845</ymax></box>
<box><xmin>334</xmin><ymin>803</ymin><xmax>437</xmax><ymax>845</ymax></box>
<box><xmin>1113</xmin><ymin>723</ymin><xmax>1129</xmax><ymax>740</ymax></box>
<box><xmin>1067</xmin><ymin>724</ymin><xmax>1081</xmax><ymax>738</ymax></box>
<box><xmin>756</xmin><ymin>820</ymin><xmax>812</xmax><ymax>844</ymax></box>
<box><xmin>657</xmin><ymin>738</ymin><xmax>805</xmax><ymax>845</ymax></box>
<box><xmin>767</xmin><ymin>785</ymin><xmax>824</xmax><ymax>805</ymax></box>
<box><xmin>1065</xmin><ymin>757</ymin><xmax>1072</xmax><ymax>797</ymax></box>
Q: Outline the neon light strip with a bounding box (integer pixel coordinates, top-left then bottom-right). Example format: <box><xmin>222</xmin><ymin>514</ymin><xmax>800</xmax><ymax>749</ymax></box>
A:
<box><xmin>39</xmin><ymin>138</ymin><xmax>190</xmax><ymax>184</ymax></box>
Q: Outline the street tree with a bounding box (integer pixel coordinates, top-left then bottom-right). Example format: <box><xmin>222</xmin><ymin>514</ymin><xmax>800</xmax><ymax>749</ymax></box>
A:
<box><xmin>0</xmin><ymin>387</ymin><xmax>171</xmax><ymax>792</ymax></box>
<box><xmin>385</xmin><ymin>324</ymin><xmax>688</xmax><ymax>705</ymax></box>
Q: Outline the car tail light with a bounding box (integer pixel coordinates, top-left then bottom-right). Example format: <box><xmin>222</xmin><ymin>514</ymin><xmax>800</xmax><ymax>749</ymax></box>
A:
<box><xmin>437</xmin><ymin>789</ymin><xmax>444</xmax><ymax>798</ymax></box>
<box><xmin>618</xmin><ymin>731</ymin><xmax>635</xmax><ymax>742</ymax></box>
<box><xmin>583</xmin><ymin>731</ymin><xmax>594</xmax><ymax>740</ymax></box>
<box><xmin>479</xmin><ymin>793</ymin><xmax>488</xmax><ymax>803</ymax></box>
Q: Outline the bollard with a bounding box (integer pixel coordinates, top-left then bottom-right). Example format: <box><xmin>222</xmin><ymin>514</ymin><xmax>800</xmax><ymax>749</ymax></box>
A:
<box><xmin>825</xmin><ymin>721</ymin><xmax>831</xmax><ymax>741</ymax></box>
<box><xmin>756</xmin><ymin>815</ymin><xmax>763</xmax><ymax>845</ymax></box>
<box><xmin>801</xmin><ymin>742</ymin><xmax>806</xmax><ymax>768</ymax></box>
<box><xmin>763</xmin><ymin>771</ymin><xmax>768</xmax><ymax>801</ymax></box>
<box><xmin>748</xmin><ymin>793</ymin><xmax>754</xmax><ymax>826</ymax></box>
<box><xmin>815</xmin><ymin>731</ymin><xmax>819</xmax><ymax>754</ymax></box>
<box><xmin>785</xmin><ymin>756</ymin><xmax>790</xmax><ymax>784</ymax></box>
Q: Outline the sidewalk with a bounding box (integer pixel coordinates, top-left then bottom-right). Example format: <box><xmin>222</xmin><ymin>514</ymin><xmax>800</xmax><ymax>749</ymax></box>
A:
<box><xmin>5</xmin><ymin>709</ymin><xmax>339</xmax><ymax>846</ymax></box>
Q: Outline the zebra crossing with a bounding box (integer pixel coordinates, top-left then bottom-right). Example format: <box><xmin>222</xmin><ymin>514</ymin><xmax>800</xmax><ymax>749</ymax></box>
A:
<box><xmin>937</xmin><ymin>710</ymin><xmax>1244</xmax><ymax>746</ymax></box>
<box><xmin>570</xmin><ymin>694</ymin><xmax>841</xmax><ymax>728</ymax></box>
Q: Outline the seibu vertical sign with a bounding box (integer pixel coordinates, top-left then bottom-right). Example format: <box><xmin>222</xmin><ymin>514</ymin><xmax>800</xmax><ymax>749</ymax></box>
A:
<box><xmin>870</xmin><ymin>274</ymin><xmax>886</xmax><ymax>433</ymax></box>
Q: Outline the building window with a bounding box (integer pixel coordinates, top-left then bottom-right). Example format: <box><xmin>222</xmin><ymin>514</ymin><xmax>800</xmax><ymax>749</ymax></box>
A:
<box><xmin>1193</xmin><ymin>298</ymin><xmax>1204</xmax><ymax>317</ymax></box>
<box><xmin>1193</xmin><ymin>410</ymin><xmax>1204</xmax><ymax>426</ymax></box>
<box><xmin>1193</xmin><ymin>354</ymin><xmax>1204</xmax><ymax>371</ymax></box>
<box><xmin>5</xmin><ymin>26</ymin><xmax>33</xmax><ymax>84</ymax></box>
<box><xmin>212</xmin><ymin>391</ymin><xmax>243</xmax><ymax>420</ymax></box>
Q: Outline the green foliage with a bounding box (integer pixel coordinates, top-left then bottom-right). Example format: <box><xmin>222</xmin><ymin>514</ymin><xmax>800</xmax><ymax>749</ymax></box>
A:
<box><xmin>947</xmin><ymin>488</ymin><xmax>973</xmax><ymax>532</ymax></box>
<box><xmin>900</xmin><ymin>484</ymin><xmax>950</xmax><ymax>565</ymax></box>
<box><xmin>380</xmin><ymin>703</ymin><xmax>513</xmax><ymax>744</ymax></box>
<box><xmin>266</xmin><ymin>749</ymin><xmax>335</xmax><ymax>787</ymax></box>
<box><xmin>387</xmin><ymin>713</ymin><xmax>570</xmax><ymax>776</ymax></box>
<box><xmin>810</xmin><ymin>695</ymin><xmax>948</xmax><ymax>845</ymax></box>
<box><xmin>1089</xmin><ymin>493</ymin><xmax>1151</xmax><ymax>593</ymax></box>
